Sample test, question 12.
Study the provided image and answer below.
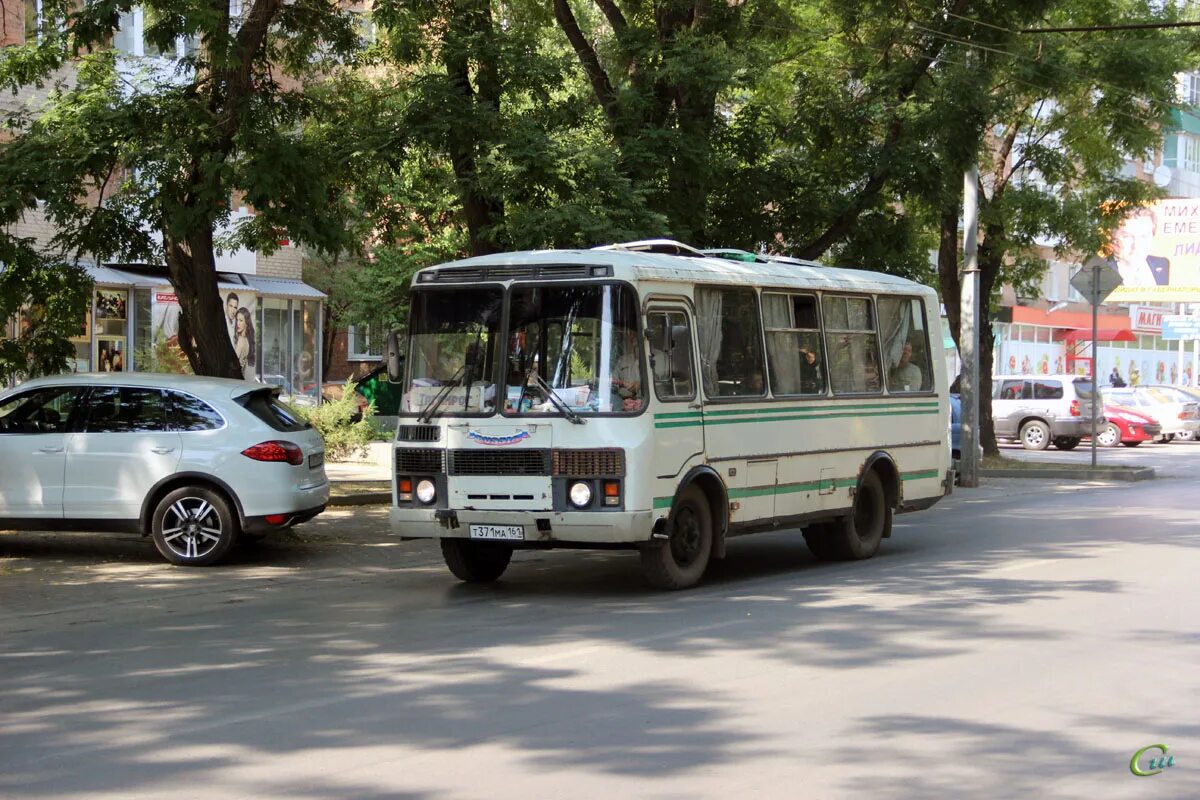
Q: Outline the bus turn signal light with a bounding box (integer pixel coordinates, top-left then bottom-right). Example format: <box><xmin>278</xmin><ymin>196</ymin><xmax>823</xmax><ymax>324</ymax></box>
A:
<box><xmin>603</xmin><ymin>480</ymin><xmax>620</xmax><ymax>506</ymax></box>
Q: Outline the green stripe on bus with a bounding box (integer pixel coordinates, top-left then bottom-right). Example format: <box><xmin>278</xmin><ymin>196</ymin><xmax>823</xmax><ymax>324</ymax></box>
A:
<box><xmin>655</xmin><ymin>408</ymin><xmax>939</xmax><ymax>429</ymax></box>
<box><xmin>653</xmin><ymin>468</ymin><xmax>940</xmax><ymax>508</ymax></box>
<box><xmin>653</xmin><ymin>401</ymin><xmax>937</xmax><ymax>422</ymax></box>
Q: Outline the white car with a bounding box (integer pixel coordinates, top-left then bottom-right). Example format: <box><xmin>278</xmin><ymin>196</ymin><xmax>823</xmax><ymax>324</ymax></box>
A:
<box><xmin>1101</xmin><ymin>386</ymin><xmax>1200</xmax><ymax>441</ymax></box>
<box><xmin>0</xmin><ymin>373</ymin><xmax>329</xmax><ymax>565</ymax></box>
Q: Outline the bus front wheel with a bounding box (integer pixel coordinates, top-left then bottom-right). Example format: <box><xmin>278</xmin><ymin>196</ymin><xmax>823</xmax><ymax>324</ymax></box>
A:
<box><xmin>803</xmin><ymin>470</ymin><xmax>889</xmax><ymax>561</ymax></box>
<box><xmin>441</xmin><ymin>539</ymin><xmax>513</xmax><ymax>583</ymax></box>
<box><xmin>641</xmin><ymin>485</ymin><xmax>713</xmax><ymax>590</ymax></box>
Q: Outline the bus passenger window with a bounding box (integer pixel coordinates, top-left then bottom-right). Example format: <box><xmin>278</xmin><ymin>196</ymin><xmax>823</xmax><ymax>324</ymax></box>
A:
<box><xmin>763</xmin><ymin>293</ymin><xmax>825</xmax><ymax>396</ymax></box>
<box><xmin>696</xmin><ymin>286</ymin><xmax>766</xmax><ymax>399</ymax></box>
<box><xmin>823</xmin><ymin>295</ymin><xmax>882</xmax><ymax>395</ymax></box>
<box><xmin>878</xmin><ymin>296</ymin><xmax>932</xmax><ymax>393</ymax></box>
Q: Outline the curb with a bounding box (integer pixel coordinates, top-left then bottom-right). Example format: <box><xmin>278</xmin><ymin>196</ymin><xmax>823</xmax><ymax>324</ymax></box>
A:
<box><xmin>328</xmin><ymin>492</ymin><xmax>392</xmax><ymax>507</ymax></box>
<box><xmin>981</xmin><ymin>466</ymin><xmax>1155</xmax><ymax>482</ymax></box>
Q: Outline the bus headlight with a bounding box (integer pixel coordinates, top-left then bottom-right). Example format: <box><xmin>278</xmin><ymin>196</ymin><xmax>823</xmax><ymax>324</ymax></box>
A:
<box><xmin>416</xmin><ymin>479</ymin><xmax>437</xmax><ymax>504</ymax></box>
<box><xmin>568</xmin><ymin>481</ymin><xmax>593</xmax><ymax>508</ymax></box>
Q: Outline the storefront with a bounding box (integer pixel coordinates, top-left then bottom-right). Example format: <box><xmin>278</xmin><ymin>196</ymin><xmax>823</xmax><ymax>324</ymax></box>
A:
<box><xmin>994</xmin><ymin>304</ymin><xmax>1199</xmax><ymax>386</ymax></box>
<box><xmin>4</xmin><ymin>264</ymin><xmax>325</xmax><ymax>398</ymax></box>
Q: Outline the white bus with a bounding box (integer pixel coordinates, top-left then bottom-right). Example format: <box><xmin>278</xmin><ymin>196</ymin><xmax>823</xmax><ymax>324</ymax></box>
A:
<box><xmin>386</xmin><ymin>243</ymin><xmax>953</xmax><ymax>589</ymax></box>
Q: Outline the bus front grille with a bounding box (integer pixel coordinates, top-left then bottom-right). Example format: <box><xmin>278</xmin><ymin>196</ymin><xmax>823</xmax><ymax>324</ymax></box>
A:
<box><xmin>395</xmin><ymin>448</ymin><xmax>445</xmax><ymax>474</ymax></box>
<box><xmin>552</xmin><ymin>448</ymin><xmax>626</xmax><ymax>477</ymax></box>
<box><xmin>448</xmin><ymin>449</ymin><xmax>551</xmax><ymax>476</ymax></box>
<box><xmin>397</xmin><ymin>425</ymin><xmax>441</xmax><ymax>442</ymax></box>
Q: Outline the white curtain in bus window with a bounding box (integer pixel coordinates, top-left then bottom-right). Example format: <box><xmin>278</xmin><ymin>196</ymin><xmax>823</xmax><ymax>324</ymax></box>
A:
<box><xmin>763</xmin><ymin>293</ymin><xmax>825</xmax><ymax>396</ymax></box>
<box><xmin>877</xmin><ymin>296</ymin><xmax>930</xmax><ymax>393</ymax></box>
<box><xmin>696</xmin><ymin>287</ymin><xmax>765</xmax><ymax>398</ymax></box>
<box><xmin>823</xmin><ymin>295</ymin><xmax>881</xmax><ymax>394</ymax></box>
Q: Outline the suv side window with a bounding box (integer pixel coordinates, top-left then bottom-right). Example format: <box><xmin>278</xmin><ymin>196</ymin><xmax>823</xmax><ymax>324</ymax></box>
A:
<box><xmin>84</xmin><ymin>387</ymin><xmax>169</xmax><ymax>433</ymax></box>
<box><xmin>998</xmin><ymin>379</ymin><xmax>1028</xmax><ymax>400</ymax></box>
<box><xmin>1032</xmin><ymin>380</ymin><xmax>1063</xmax><ymax>400</ymax></box>
<box><xmin>0</xmin><ymin>387</ymin><xmax>81</xmax><ymax>434</ymax></box>
<box><xmin>168</xmin><ymin>391</ymin><xmax>224</xmax><ymax>431</ymax></box>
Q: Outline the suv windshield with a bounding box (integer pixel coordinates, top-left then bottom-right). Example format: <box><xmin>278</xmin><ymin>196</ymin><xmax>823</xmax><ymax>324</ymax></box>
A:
<box><xmin>403</xmin><ymin>288</ymin><xmax>503</xmax><ymax>416</ymax></box>
<box><xmin>504</xmin><ymin>284</ymin><xmax>643</xmax><ymax>415</ymax></box>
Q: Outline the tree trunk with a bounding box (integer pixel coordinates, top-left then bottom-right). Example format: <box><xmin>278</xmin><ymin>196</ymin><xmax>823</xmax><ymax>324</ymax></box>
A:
<box><xmin>936</xmin><ymin>200</ymin><xmax>962</xmax><ymax>387</ymax></box>
<box><xmin>977</xmin><ymin>220</ymin><xmax>1005</xmax><ymax>456</ymax></box>
<box><xmin>444</xmin><ymin>0</ymin><xmax>505</xmax><ymax>257</ymax></box>
<box><xmin>164</xmin><ymin>227</ymin><xmax>243</xmax><ymax>379</ymax></box>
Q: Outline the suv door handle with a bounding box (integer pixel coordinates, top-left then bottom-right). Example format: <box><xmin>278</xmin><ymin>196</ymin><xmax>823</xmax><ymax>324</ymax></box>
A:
<box><xmin>38</xmin><ymin>445</ymin><xmax>65</xmax><ymax>454</ymax></box>
<box><xmin>150</xmin><ymin>446</ymin><xmax>176</xmax><ymax>455</ymax></box>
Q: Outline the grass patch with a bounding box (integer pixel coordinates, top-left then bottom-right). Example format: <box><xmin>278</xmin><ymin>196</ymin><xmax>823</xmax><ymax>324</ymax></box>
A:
<box><xmin>981</xmin><ymin>453</ymin><xmax>1136</xmax><ymax>472</ymax></box>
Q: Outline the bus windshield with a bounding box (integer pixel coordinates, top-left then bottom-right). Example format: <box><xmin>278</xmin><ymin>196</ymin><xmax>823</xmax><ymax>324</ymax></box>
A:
<box><xmin>403</xmin><ymin>288</ymin><xmax>503</xmax><ymax>416</ymax></box>
<box><xmin>504</xmin><ymin>284</ymin><xmax>643</xmax><ymax>415</ymax></box>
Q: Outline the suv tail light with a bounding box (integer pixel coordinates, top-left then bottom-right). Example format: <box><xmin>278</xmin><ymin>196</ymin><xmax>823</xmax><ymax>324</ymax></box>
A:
<box><xmin>1070</xmin><ymin>400</ymin><xmax>1081</xmax><ymax>417</ymax></box>
<box><xmin>242</xmin><ymin>441</ymin><xmax>304</xmax><ymax>466</ymax></box>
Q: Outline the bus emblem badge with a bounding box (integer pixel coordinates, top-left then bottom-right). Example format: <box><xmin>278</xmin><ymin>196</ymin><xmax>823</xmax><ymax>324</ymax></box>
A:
<box><xmin>468</xmin><ymin>430</ymin><xmax>531</xmax><ymax>446</ymax></box>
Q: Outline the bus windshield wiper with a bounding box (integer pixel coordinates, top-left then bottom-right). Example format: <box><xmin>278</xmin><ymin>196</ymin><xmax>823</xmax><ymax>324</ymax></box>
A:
<box><xmin>531</xmin><ymin>371</ymin><xmax>585</xmax><ymax>425</ymax></box>
<box><xmin>419</xmin><ymin>364</ymin><xmax>467</xmax><ymax>423</ymax></box>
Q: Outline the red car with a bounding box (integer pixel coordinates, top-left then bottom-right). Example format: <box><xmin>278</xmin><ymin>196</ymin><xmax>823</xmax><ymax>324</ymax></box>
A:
<box><xmin>1094</xmin><ymin>404</ymin><xmax>1162</xmax><ymax>447</ymax></box>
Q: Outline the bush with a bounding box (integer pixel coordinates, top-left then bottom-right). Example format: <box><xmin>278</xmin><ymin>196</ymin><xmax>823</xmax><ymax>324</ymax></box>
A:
<box><xmin>294</xmin><ymin>380</ymin><xmax>375</xmax><ymax>460</ymax></box>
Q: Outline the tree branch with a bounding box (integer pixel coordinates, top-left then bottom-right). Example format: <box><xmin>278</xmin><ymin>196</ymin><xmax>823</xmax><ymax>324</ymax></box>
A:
<box><xmin>592</xmin><ymin>0</ymin><xmax>627</xmax><ymax>36</ymax></box>
<box><xmin>554</xmin><ymin>0</ymin><xmax>621</xmax><ymax>129</ymax></box>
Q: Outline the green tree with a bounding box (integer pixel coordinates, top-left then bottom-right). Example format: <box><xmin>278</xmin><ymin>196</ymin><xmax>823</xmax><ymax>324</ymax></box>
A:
<box><xmin>923</xmin><ymin>1</ymin><xmax>1189</xmax><ymax>453</ymax></box>
<box><xmin>0</xmin><ymin>0</ymin><xmax>363</xmax><ymax>378</ymax></box>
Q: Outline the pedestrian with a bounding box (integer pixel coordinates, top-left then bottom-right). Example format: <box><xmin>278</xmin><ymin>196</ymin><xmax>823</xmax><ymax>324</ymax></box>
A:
<box><xmin>1109</xmin><ymin>366</ymin><xmax>1125</xmax><ymax>388</ymax></box>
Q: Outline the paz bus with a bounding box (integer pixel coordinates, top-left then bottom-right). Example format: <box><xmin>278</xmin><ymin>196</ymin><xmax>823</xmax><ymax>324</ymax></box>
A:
<box><xmin>385</xmin><ymin>242</ymin><xmax>952</xmax><ymax>589</ymax></box>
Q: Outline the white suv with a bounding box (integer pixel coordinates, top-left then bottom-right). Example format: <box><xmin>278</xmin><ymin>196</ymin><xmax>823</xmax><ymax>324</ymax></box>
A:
<box><xmin>0</xmin><ymin>373</ymin><xmax>329</xmax><ymax>565</ymax></box>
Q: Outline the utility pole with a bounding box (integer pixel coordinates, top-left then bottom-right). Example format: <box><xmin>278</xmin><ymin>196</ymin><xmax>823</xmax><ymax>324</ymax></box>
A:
<box><xmin>960</xmin><ymin>165</ymin><xmax>981</xmax><ymax>488</ymax></box>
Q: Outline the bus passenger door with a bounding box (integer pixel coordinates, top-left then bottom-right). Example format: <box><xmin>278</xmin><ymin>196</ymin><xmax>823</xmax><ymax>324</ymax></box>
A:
<box><xmin>646</xmin><ymin>306</ymin><xmax>705</xmax><ymax>500</ymax></box>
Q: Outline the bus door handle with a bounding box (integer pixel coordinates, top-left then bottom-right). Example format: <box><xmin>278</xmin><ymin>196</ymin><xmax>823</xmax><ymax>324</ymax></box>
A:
<box><xmin>688</xmin><ymin>403</ymin><xmax>702</xmax><ymax>410</ymax></box>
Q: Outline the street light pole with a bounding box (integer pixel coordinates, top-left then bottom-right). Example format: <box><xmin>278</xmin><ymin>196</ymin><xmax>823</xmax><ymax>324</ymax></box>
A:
<box><xmin>1091</xmin><ymin>262</ymin><xmax>1099</xmax><ymax>468</ymax></box>
<box><xmin>960</xmin><ymin>165</ymin><xmax>981</xmax><ymax>488</ymax></box>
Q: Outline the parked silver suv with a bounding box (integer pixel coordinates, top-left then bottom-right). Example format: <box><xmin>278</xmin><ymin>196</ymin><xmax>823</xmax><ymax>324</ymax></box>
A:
<box><xmin>992</xmin><ymin>374</ymin><xmax>1104</xmax><ymax>450</ymax></box>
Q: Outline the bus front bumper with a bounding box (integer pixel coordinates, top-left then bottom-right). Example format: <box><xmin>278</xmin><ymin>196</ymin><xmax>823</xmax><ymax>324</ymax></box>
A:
<box><xmin>390</xmin><ymin>507</ymin><xmax>656</xmax><ymax>545</ymax></box>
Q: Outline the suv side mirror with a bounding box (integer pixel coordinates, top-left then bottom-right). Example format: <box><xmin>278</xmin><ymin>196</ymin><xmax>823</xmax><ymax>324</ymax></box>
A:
<box><xmin>386</xmin><ymin>330</ymin><xmax>403</xmax><ymax>384</ymax></box>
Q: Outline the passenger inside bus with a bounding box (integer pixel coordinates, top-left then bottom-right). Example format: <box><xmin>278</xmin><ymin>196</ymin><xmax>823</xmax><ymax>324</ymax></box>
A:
<box><xmin>611</xmin><ymin>328</ymin><xmax>644</xmax><ymax>412</ymax></box>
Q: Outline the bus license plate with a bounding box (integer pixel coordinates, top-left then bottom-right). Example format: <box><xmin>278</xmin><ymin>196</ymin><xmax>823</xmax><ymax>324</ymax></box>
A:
<box><xmin>469</xmin><ymin>524</ymin><xmax>524</xmax><ymax>541</ymax></box>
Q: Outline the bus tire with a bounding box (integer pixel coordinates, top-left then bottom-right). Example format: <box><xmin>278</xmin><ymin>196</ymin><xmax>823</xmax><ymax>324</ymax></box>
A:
<box><xmin>641</xmin><ymin>485</ymin><xmax>712</xmax><ymax>590</ymax></box>
<box><xmin>440</xmin><ymin>539</ymin><xmax>513</xmax><ymax>583</ymax></box>
<box><xmin>807</xmin><ymin>470</ymin><xmax>890</xmax><ymax>561</ymax></box>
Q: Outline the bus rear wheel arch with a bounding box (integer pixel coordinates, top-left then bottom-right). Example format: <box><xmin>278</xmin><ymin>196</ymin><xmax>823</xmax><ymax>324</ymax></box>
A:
<box><xmin>803</xmin><ymin>468</ymin><xmax>891</xmax><ymax>561</ymax></box>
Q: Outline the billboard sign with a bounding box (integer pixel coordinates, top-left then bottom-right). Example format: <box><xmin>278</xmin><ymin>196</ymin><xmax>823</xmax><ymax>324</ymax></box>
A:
<box><xmin>1108</xmin><ymin>199</ymin><xmax>1200</xmax><ymax>302</ymax></box>
<box><xmin>1161</xmin><ymin>314</ymin><xmax>1200</xmax><ymax>340</ymax></box>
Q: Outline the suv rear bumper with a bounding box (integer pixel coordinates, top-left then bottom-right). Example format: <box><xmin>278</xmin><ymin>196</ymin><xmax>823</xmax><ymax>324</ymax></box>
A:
<box><xmin>1052</xmin><ymin>417</ymin><xmax>1105</xmax><ymax>437</ymax></box>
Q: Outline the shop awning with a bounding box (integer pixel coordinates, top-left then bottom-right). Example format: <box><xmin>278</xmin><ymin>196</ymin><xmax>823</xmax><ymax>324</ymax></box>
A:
<box><xmin>88</xmin><ymin>264</ymin><xmax>163</xmax><ymax>288</ymax></box>
<box><xmin>242</xmin><ymin>276</ymin><xmax>326</xmax><ymax>300</ymax></box>
<box><xmin>1062</xmin><ymin>328</ymin><xmax>1137</xmax><ymax>343</ymax></box>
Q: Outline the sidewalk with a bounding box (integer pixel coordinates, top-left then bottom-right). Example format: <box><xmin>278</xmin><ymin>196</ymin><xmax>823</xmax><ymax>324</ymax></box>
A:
<box><xmin>326</xmin><ymin>459</ymin><xmax>391</xmax><ymax>506</ymax></box>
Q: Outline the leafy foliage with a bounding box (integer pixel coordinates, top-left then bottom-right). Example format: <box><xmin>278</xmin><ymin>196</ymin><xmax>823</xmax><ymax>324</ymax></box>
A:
<box><xmin>293</xmin><ymin>381</ymin><xmax>375</xmax><ymax>461</ymax></box>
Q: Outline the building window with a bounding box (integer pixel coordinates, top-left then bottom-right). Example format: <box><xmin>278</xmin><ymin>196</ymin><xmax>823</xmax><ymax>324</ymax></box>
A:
<box><xmin>1189</xmin><ymin>72</ymin><xmax>1200</xmax><ymax>107</ymax></box>
<box><xmin>1182</xmin><ymin>135</ymin><xmax>1200</xmax><ymax>174</ymax></box>
<box><xmin>347</xmin><ymin>324</ymin><xmax>384</xmax><ymax>360</ymax></box>
<box><xmin>113</xmin><ymin>6</ymin><xmax>200</xmax><ymax>59</ymax></box>
<box><xmin>23</xmin><ymin>0</ymin><xmax>60</xmax><ymax>42</ymax></box>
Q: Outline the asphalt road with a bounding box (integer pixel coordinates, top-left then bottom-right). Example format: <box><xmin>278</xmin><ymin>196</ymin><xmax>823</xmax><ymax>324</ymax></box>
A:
<box><xmin>3</xmin><ymin>453</ymin><xmax>1199</xmax><ymax>799</ymax></box>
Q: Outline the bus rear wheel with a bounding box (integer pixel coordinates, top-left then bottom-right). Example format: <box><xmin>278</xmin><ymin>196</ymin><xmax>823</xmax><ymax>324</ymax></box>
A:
<box><xmin>803</xmin><ymin>470</ymin><xmax>890</xmax><ymax>561</ymax></box>
<box><xmin>641</xmin><ymin>485</ymin><xmax>712</xmax><ymax>590</ymax></box>
<box><xmin>440</xmin><ymin>539</ymin><xmax>513</xmax><ymax>583</ymax></box>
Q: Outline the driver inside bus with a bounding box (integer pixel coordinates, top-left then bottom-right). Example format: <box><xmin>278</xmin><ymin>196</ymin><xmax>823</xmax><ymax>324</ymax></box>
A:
<box><xmin>611</xmin><ymin>327</ymin><xmax>644</xmax><ymax>412</ymax></box>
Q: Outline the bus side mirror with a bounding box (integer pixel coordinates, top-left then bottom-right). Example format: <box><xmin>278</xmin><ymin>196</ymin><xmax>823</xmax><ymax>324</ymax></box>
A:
<box><xmin>386</xmin><ymin>330</ymin><xmax>403</xmax><ymax>384</ymax></box>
